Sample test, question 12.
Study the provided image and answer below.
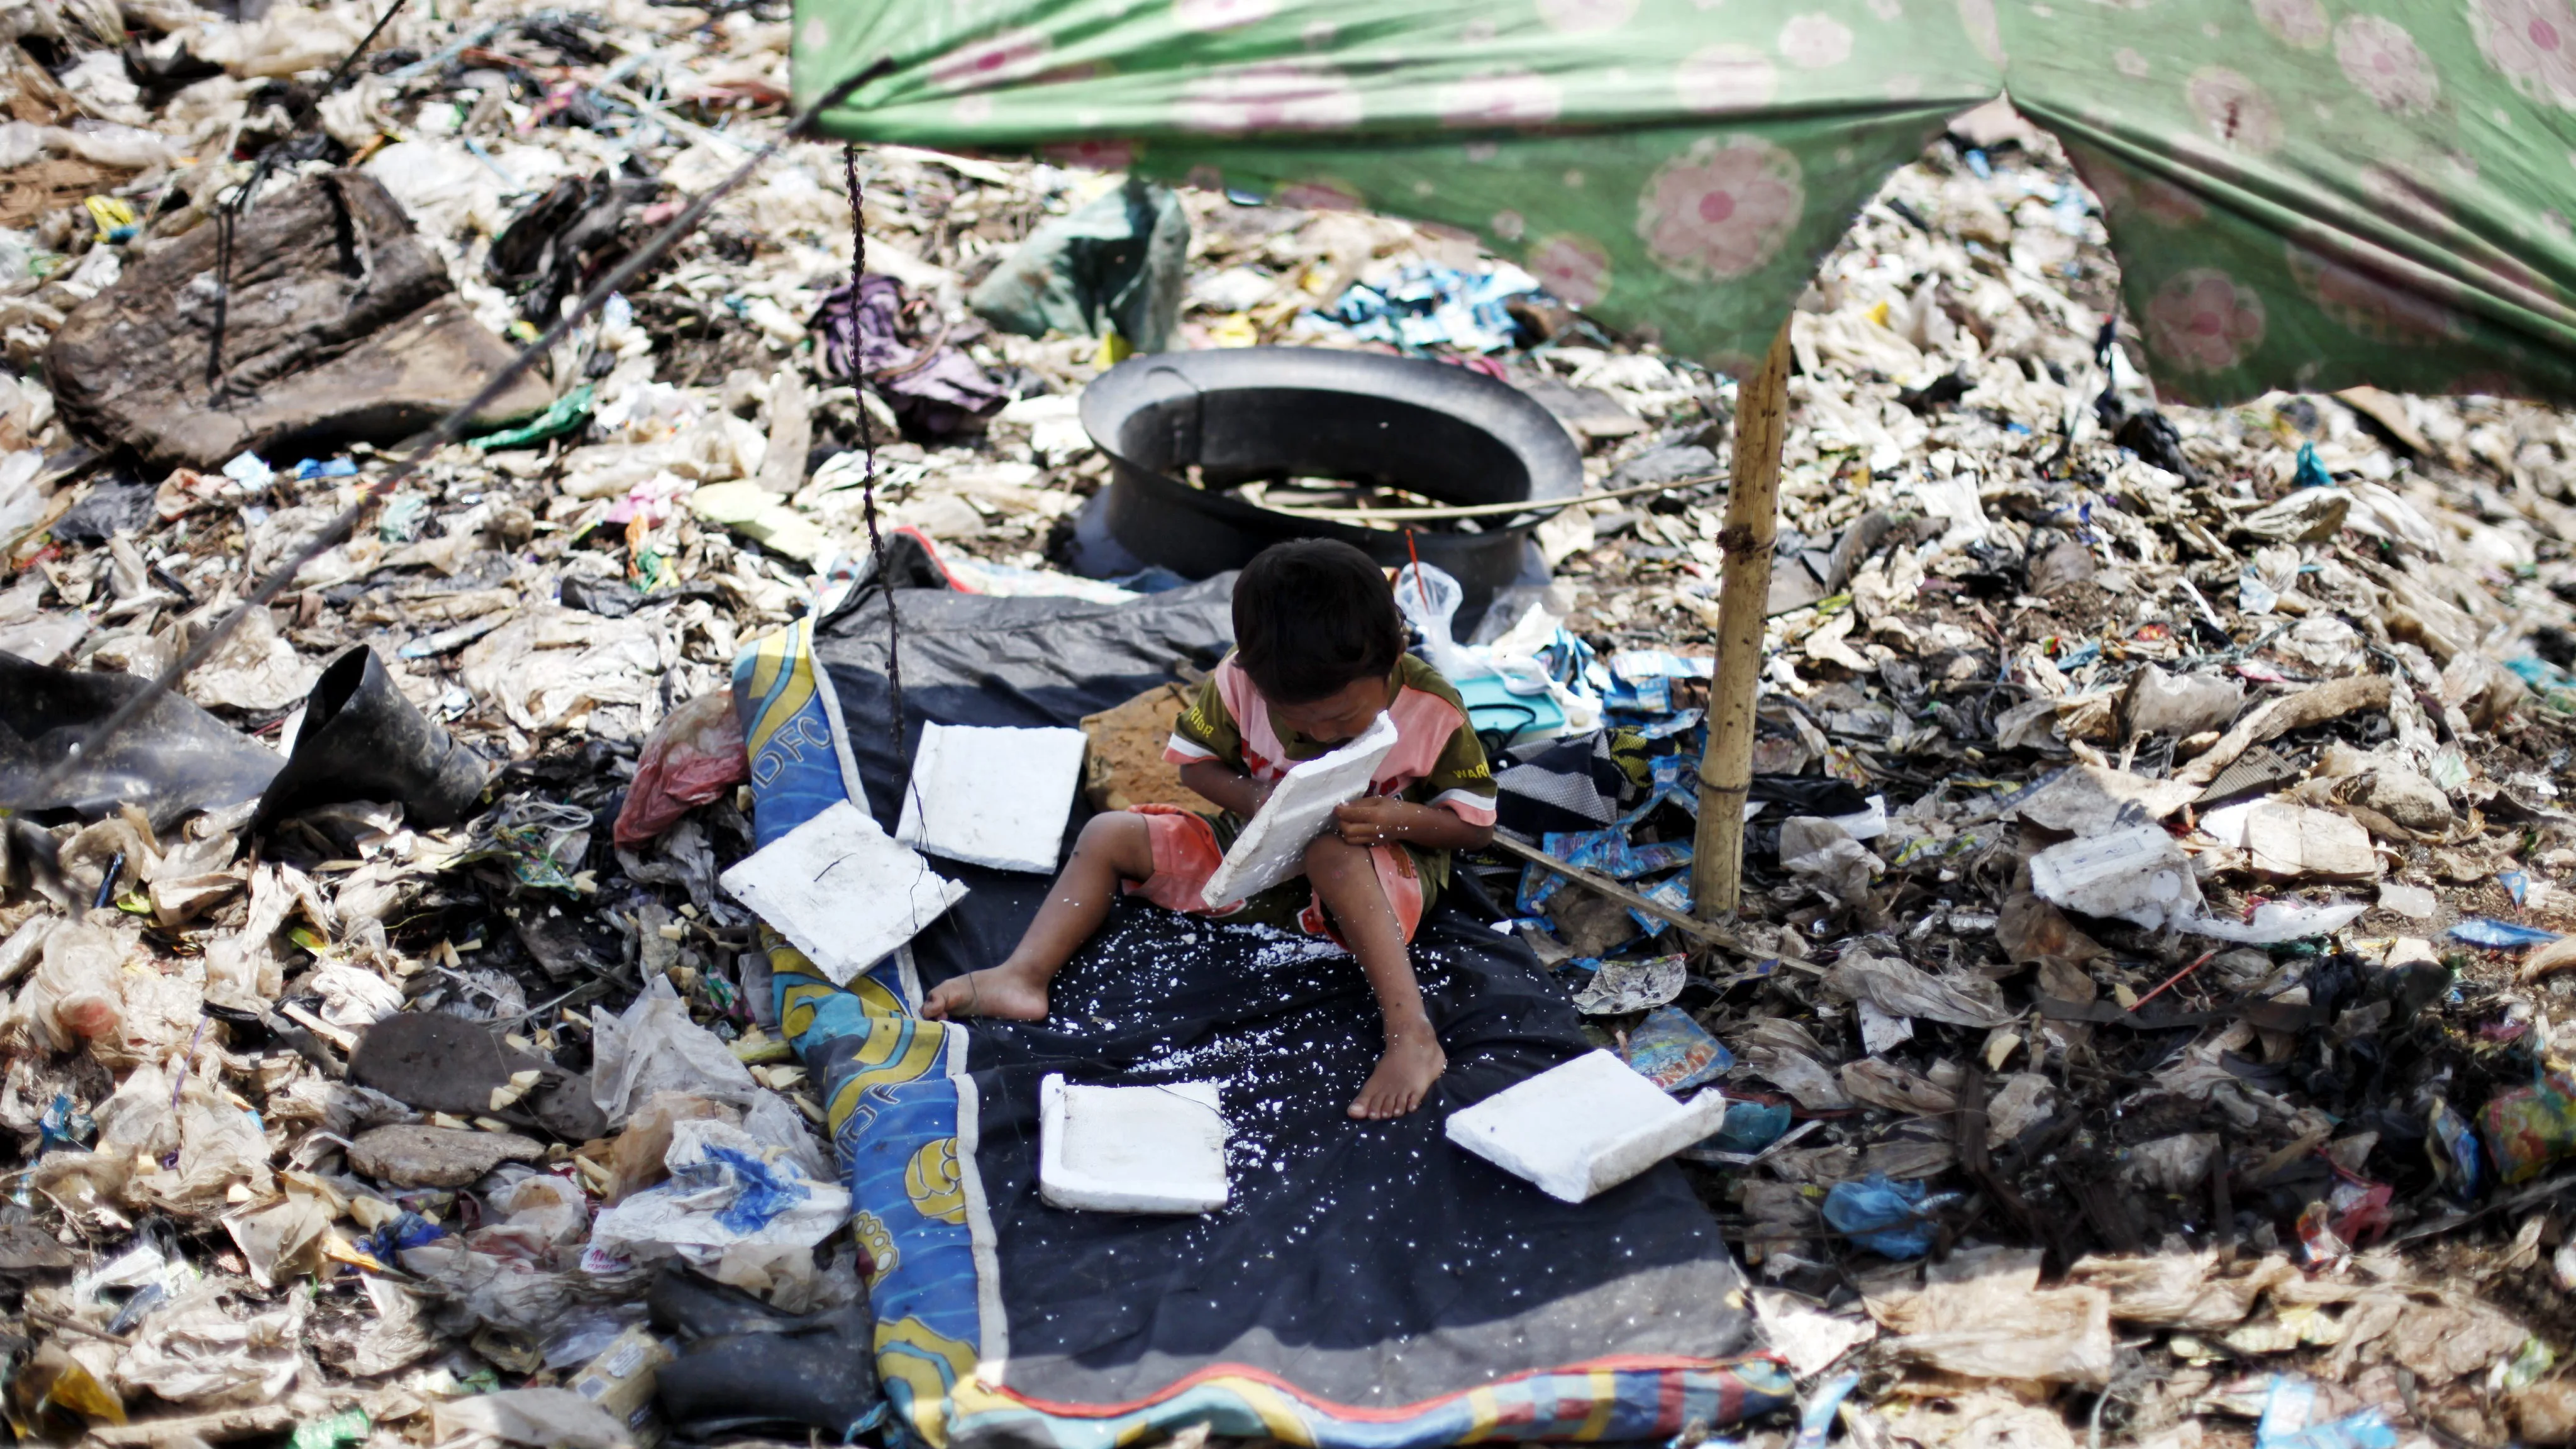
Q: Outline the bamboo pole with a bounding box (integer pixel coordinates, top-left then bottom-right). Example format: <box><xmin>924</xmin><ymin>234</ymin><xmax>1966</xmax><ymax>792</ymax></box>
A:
<box><xmin>1691</xmin><ymin>320</ymin><xmax>1794</xmax><ymax>921</ymax></box>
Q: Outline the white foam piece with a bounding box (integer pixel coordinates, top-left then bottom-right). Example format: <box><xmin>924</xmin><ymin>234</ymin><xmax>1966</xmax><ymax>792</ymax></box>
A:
<box><xmin>897</xmin><ymin>722</ymin><xmax>1089</xmax><ymax>873</ymax></box>
<box><xmin>1038</xmin><ymin>1075</ymin><xmax>1230</xmax><ymax>1214</ymax></box>
<box><xmin>1445</xmin><ymin>1050</ymin><xmax>1728</xmax><ymax>1204</ymax></box>
<box><xmin>718</xmin><ymin>799</ymin><xmax>967</xmax><ymax>986</ymax></box>
<box><xmin>1202</xmin><ymin>711</ymin><xmax>1399</xmax><ymax>909</ymax></box>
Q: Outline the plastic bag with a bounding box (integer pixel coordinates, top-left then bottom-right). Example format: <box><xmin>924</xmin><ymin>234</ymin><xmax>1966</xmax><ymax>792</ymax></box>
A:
<box><xmin>613</xmin><ymin>691</ymin><xmax>748</xmax><ymax>849</ymax></box>
<box><xmin>965</xmin><ymin>177</ymin><xmax>1187</xmax><ymax>352</ymax></box>
<box><xmin>590</xmin><ymin>976</ymin><xmax>760</xmax><ymax>1128</ymax></box>
<box><xmin>609</xmin><ymin>1092</ymin><xmax>740</xmax><ymax>1202</ymax></box>
<box><xmin>1700</xmin><ymin>1098</ymin><xmax>1792</xmax><ymax>1156</ymax></box>
<box><xmin>112</xmin><ymin>1286</ymin><xmax>305</xmax><ymax>1406</ymax></box>
<box><xmin>1823</xmin><ymin>1174</ymin><xmax>1936</xmax><ymax>1258</ymax></box>
<box><xmin>14</xmin><ymin>919</ymin><xmax>125</xmax><ymax>1052</ymax></box>
<box><xmin>588</xmin><ymin>1118</ymin><xmax>852</xmax><ymax>1262</ymax></box>
<box><xmin>2479</xmin><ymin>1072</ymin><xmax>2576</xmax><ymax>1185</ymax></box>
<box><xmin>2452</xmin><ymin>918</ymin><xmax>2562</xmax><ymax>950</ymax></box>
<box><xmin>1395</xmin><ymin>562</ymin><xmax>1557</xmax><ymax>698</ymax></box>
<box><xmin>742</xmin><ymin>1091</ymin><xmax>833</xmax><ymax>1182</ymax></box>
<box><xmin>167</xmin><ymin>1082</ymin><xmax>274</xmax><ymax>1204</ymax></box>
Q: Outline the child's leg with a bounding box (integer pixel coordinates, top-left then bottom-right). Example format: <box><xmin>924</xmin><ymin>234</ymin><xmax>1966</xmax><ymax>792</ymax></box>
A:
<box><xmin>1301</xmin><ymin>833</ymin><xmax>1446</xmax><ymax>1120</ymax></box>
<box><xmin>922</xmin><ymin>811</ymin><xmax>1157</xmax><ymax>1021</ymax></box>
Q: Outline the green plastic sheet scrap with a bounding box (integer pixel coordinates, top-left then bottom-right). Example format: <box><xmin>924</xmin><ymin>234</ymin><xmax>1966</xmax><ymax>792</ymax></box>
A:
<box><xmin>470</xmin><ymin>383</ymin><xmax>594</xmax><ymax>451</ymax></box>
<box><xmin>969</xmin><ymin>175</ymin><xmax>1191</xmax><ymax>351</ymax></box>
<box><xmin>791</xmin><ymin>0</ymin><xmax>2576</xmax><ymax>404</ymax></box>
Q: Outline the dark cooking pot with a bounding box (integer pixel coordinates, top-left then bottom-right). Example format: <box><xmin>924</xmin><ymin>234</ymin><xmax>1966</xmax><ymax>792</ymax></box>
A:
<box><xmin>1078</xmin><ymin>348</ymin><xmax>1584</xmax><ymax>611</ymax></box>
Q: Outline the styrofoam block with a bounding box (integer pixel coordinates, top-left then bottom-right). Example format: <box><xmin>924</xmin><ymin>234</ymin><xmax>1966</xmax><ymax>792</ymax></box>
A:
<box><xmin>1445</xmin><ymin>1049</ymin><xmax>1728</xmax><ymax>1203</ymax></box>
<box><xmin>718</xmin><ymin>799</ymin><xmax>967</xmax><ymax>986</ymax></box>
<box><xmin>1201</xmin><ymin>711</ymin><xmax>1399</xmax><ymax>909</ymax></box>
<box><xmin>1038</xmin><ymin>1074</ymin><xmax>1230</xmax><ymax>1214</ymax></box>
<box><xmin>896</xmin><ymin>722</ymin><xmax>1089</xmax><ymax>873</ymax></box>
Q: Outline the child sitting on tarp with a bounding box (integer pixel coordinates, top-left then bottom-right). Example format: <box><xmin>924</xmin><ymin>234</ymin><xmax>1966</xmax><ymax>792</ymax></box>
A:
<box><xmin>923</xmin><ymin>539</ymin><xmax>1498</xmax><ymax>1119</ymax></box>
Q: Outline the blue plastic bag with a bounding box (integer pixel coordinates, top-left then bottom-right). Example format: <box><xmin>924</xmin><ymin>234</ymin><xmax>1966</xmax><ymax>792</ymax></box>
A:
<box><xmin>2427</xmin><ymin>1097</ymin><xmax>2484</xmax><ymax>1197</ymax></box>
<box><xmin>1700</xmin><ymin>1099</ymin><xmax>1792</xmax><ymax>1156</ymax></box>
<box><xmin>2255</xmin><ymin>1377</ymin><xmax>2397</xmax><ymax>1449</ymax></box>
<box><xmin>1823</xmin><ymin>1174</ymin><xmax>1936</xmax><ymax>1258</ymax></box>
<box><xmin>2448</xmin><ymin>918</ymin><xmax>2562</xmax><ymax>950</ymax></box>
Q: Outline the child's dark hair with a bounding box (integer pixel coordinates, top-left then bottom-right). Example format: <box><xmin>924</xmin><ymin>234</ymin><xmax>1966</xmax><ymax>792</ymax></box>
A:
<box><xmin>1232</xmin><ymin>540</ymin><xmax>1405</xmax><ymax>704</ymax></box>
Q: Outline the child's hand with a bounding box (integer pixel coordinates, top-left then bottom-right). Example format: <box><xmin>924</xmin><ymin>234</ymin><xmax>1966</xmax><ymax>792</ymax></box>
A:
<box><xmin>1331</xmin><ymin>796</ymin><xmax>1410</xmax><ymax>847</ymax></box>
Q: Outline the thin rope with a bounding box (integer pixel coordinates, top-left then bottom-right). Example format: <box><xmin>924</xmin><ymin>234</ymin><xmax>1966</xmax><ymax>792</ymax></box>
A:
<box><xmin>208</xmin><ymin>0</ymin><xmax>411</xmax><ymax>388</ymax></box>
<box><xmin>840</xmin><ymin>143</ymin><xmax>905</xmax><ymax>760</ymax></box>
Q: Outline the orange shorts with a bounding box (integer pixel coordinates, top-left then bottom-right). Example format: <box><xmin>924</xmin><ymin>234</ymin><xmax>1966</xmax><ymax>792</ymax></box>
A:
<box><xmin>1123</xmin><ymin>804</ymin><xmax>1428</xmax><ymax>944</ymax></box>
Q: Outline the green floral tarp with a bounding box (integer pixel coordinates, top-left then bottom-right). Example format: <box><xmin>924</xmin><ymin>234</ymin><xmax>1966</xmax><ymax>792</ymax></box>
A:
<box><xmin>791</xmin><ymin>0</ymin><xmax>2576</xmax><ymax>402</ymax></box>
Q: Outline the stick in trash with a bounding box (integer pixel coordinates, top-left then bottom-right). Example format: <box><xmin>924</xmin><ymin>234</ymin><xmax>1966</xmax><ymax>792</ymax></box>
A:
<box><xmin>5</xmin><ymin>58</ymin><xmax>896</xmax><ymax>818</ymax></box>
<box><xmin>1253</xmin><ymin>471</ymin><xmax>1724</xmax><ymax>523</ymax></box>
<box><xmin>1486</xmin><ymin>832</ymin><xmax>1790</xmax><ymax>961</ymax></box>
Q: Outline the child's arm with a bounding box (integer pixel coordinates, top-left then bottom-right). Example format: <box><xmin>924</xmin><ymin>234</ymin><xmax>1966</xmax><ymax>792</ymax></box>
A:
<box><xmin>1330</xmin><ymin>796</ymin><xmax>1493</xmax><ymax>851</ymax></box>
<box><xmin>1178</xmin><ymin>758</ymin><xmax>1274</xmax><ymax>818</ymax></box>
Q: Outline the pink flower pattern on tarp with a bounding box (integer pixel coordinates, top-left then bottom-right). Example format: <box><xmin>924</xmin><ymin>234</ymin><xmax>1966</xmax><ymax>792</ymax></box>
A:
<box><xmin>927</xmin><ymin>28</ymin><xmax>1051</xmax><ymax>94</ymax></box>
<box><xmin>1636</xmin><ymin>135</ymin><xmax>1804</xmax><ymax>281</ymax></box>
<box><xmin>2287</xmin><ymin>244</ymin><xmax>2464</xmax><ymax>341</ymax></box>
<box><xmin>1676</xmin><ymin>45</ymin><xmax>1778</xmax><ymax>113</ymax></box>
<box><xmin>2250</xmin><ymin>0</ymin><xmax>2328</xmax><ymax>47</ymax></box>
<box><xmin>2186</xmin><ymin>67</ymin><xmax>2283</xmax><ymax>153</ymax></box>
<box><xmin>2335</xmin><ymin>16</ymin><xmax>2438</xmax><ymax>113</ymax></box>
<box><xmin>1528</xmin><ymin>234</ymin><xmax>1611</xmax><ymax>306</ymax></box>
<box><xmin>2472</xmin><ymin>0</ymin><xmax>2576</xmax><ymax>106</ymax></box>
<box><xmin>1538</xmin><ymin>0</ymin><xmax>1639</xmax><ymax>33</ymax></box>
<box><xmin>1174</xmin><ymin>0</ymin><xmax>1274</xmax><ymax>32</ymax></box>
<box><xmin>1777</xmin><ymin>13</ymin><xmax>1853</xmax><ymax>67</ymax></box>
<box><xmin>2146</xmin><ymin>270</ymin><xmax>2266</xmax><ymax>372</ymax></box>
<box><xmin>1436</xmin><ymin>68</ymin><xmax>1564</xmax><ymax>127</ymax></box>
<box><xmin>1176</xmin><ymin>62</ymin><xmax>1363</xmax><ymax>133</ymax></box>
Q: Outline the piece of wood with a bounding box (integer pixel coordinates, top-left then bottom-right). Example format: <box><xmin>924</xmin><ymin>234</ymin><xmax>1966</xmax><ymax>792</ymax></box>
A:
<box><xmin>2334</xmin><ymin>385</ymin><xmax>2431</xmax><ymax>456</ymax></box>
<box><xmin>1692</xmin><ymin>321</ymin><xmax>1793</xmax><ymax>920</ymax></box>
<box><xmin>89</xmin><ymin>1403</ymin><xmax>307</xmax><ymax>1446</ymax></box>
<box><xmin>1489</xmin><ymin>832</ymin><xmax>1769</xmax><ymax>957</ymax></box>
<box><xmin>1079</xmin><ymin>681</ymin><xmax>1217</xmax><ymax>816</ymax></box>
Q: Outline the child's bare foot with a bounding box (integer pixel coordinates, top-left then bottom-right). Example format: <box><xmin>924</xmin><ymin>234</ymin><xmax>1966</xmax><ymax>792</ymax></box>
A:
<box><xmin>1348</xmin><ymin>1029</ymin><xmax>1445</xmax><ymax>1119</ymax></box>
<box><xmin>921</xmin><ymin>962</ymin><xmax>1051</xmax><ymax>1021</ymax></box>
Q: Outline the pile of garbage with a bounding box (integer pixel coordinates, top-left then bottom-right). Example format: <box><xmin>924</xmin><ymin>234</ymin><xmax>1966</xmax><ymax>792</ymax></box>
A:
<box><xmin>0</xmin><ymin>0</ymin><xmax>2566</xmax><ymax>1435</ymax></box>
